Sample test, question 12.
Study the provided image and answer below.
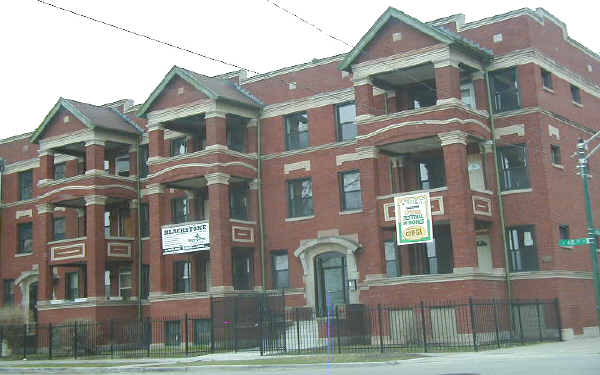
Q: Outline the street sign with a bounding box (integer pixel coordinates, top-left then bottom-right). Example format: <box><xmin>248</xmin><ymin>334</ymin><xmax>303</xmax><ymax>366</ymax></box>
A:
<box><xmin>559</xmin><ymin>238</ymin><xmax>593</xmax><ymax>247</ymax></box>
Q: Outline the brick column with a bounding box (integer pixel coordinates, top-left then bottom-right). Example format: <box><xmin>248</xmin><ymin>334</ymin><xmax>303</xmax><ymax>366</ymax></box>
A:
<box><xmin>439</xmin><ymin>130</ymin><xmax>478</xmax><ymax>271</ymax></box>
<box><xmin>353</xmin><ymin>79</ymin><xmax>377</xmax><ymax>118</ymax></box>
<box><xmin>35</xmin><ymin>203</ymin><xmax>54</xmax><ymax>301</ymax></box>
<box><xmin>146</xmin><ymin>184</ymin><xmax>166</xmax><ymax>296</ymax></box>
<box><xmin>129</xmin><ymin>145</ymin><xmax>138</xmax><ymax>177</ymax></box>
<box><xmin>39</xmin><ymin>150</ymin><xmax>54</xmax><ymax>182</ymax></box>
<box><xmin>357</xmin><ymin>146</ymin><xmax>386</xmax><ymax>278</ymax></box>
<box><xmin>148</xmin><ymin>124</ymin><xmax>165</xmax><ymax>159</ymax></box>
<box><xmin>84</xmin><ymin>195</ymin><xmax>107</xmax><ymax>299</ymax></box>
<box><xmin>85</xmin><ymin>140</ymin><xmax>105</xmax><ymax>173</ymax></box>
<box><xmin>206</xmin><ymin>172</ymin><xmax>233</xmax><ymax>291</ymax></box>
<box><xmin>205</xmin><ymin>112</ymin><xmax>227</xmax><ymax>148</ymax></box>
<box><xmin>434</xmin><ymin>61</ymin><xmax>461</xmax><ymax>102</ymax></box>
<box><xmin>473</xmin><ymin>72</ymin><xmax>489</xmax><ymax>111</ymax></box>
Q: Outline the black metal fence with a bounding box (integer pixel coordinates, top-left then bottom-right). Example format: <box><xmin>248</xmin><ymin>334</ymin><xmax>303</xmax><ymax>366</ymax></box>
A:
<box><xmin>0</xmin><ymin>297</ymin><xmax>561</xmax><ymax>359</ymax></box>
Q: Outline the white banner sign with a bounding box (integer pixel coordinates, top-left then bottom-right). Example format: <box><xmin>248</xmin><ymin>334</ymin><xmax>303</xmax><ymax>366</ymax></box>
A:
<box><xmin>161</xmin><ymin>221</ymin><xmax>210</xmax><ymax>255</ymax></box>
<box><xmin>394</xmin><ymin>192</ymin><xmax>433</xmax><ymax>245</ymax></box>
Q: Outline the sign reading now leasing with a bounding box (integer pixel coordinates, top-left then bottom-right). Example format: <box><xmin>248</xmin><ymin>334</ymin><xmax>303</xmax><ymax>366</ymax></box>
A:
<box><xmin>395</xmin><ymin>192</ymin><xmax>433</xmax><ymax>245</ymax></box>
<box><xmin>161</xmin><ymin>221</ymin><xmax>210</xmax><ymax>255</ymax></box>
<box><xmin>559</xmin><ymin>238</ymin><xmax>593</xmax><ymax>247</ymax></box>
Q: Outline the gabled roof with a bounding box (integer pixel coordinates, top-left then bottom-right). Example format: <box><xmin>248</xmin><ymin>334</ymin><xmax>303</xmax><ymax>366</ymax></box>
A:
<box><xmin>136</xmin><ymin>66</ymin><xmax>263</xmax><ymax>118</ymax></box>
<box><xmin>30</xmin><ymin>98</ymin><xmax>142</xmax><ymax>144</ymax></box>
<box><xmin>338</xmin><ymin>7</ymin><xmax>493</xmax><ymax>71</ymax></box>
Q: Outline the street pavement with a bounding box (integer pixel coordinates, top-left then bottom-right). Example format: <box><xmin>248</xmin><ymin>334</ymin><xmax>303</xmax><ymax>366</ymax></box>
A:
<box><xmin>0</xmin><ymin>337</ymin><xmax>598</xmax><ymax>374</ymax></box>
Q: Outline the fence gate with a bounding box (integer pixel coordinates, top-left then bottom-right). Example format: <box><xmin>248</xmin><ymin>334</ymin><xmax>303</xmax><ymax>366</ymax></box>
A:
<box><xmin>210</xmin><ymin>291</ymin><xmax>285</xmax><ymax>353</ymax></box>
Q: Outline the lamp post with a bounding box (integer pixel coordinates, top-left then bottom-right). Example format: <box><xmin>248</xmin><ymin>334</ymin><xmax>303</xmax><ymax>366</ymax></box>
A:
<box><xmin>576</xmin><ymin>139</ymin><xmax>600</xmax><ymax>328</ymax></box>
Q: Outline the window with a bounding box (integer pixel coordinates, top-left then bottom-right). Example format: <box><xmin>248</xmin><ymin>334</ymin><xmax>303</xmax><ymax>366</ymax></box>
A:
<box><xmin>53</xmin><ymin>217</ymin><xmax>66</xmax><ymax>241</ymax></box>
<box><xmin>285</xmin><ymin>112</ymin><xmax>310</xmax><ymax>150</ymax></box>
<box><xmin>3</xmin><ymin>279</ymin><xmax>15</xmax><ymax>306</ymax></box>
<box><xmin>171</xmin><ymin>198</ymin><xmax>190</xmax><ymax>224</ymax></box>
<box><xmin>384</xmin><ymin>241</ymin><xmax>400</xmax><ymax>277</ymax></box>
<box><xmin>409</xmin><ymin>225</ymin><xmax>453</xmax><ymax>275</ymax></box>
<box><xmin>66</xmin><ymin>272</ymin><xmax>79</xmax><ymax>300</ymax></box>
<box><xmin>104</xmin><ymin>160</ymin><xmax>110</xmax><ymax>173</ymax></box>
<box><xmin>233</xmin><ymin>252</ymin><xmax>253</xmax><ymax>290</ymax></box>
<box><xmin>174</xmin><ymin>261</ymin><xmax>192</xmax><ymax>293</ymax></box>
<box><xmin>170</xmin><ymin>137</ymin><xmax>187</xmax><ymax>156</ymax></box>
<box><xmin>141</xmin><ymin>264</ymin><xmax>150</xmax><ymax>299</ymax></box>
<box><xmin>193</xmin><ymin>319</ymin><xmax>211</xmax><ymax>346</ymax></box>
<box><xmin>571</xmin><ymin>84</ymin><xmax>582</xmax><ymax>104</ymax></box>
<box><xmin>410</xmin><ymin>84</ymin><xmax>437</xmax><ymax>109</ymax></box>
<box><xmin>165</xmin><ymin>320</ymin><xmax>181</xmax><ymax>346</ymax></box>
<box><xmin>490</xmin><ymin>67</ymin><xmax>521</xmax><ymax>113</ymax></box>
<box><xmin>551</xmin><ymin>145</ymin><xmax>562</xmax><ymax>165</ymax></box>
<box><xmin>340</xmin><ymin>170</ymin><xmax>362</xmax><ymax>211</ymax></box>
<box><xmin>230</xmin><ymin>182</ymin><xmax>249</xmax><ymax>220</ymax></box>
<box><xmin>418</xmin><ymin>157</ymin><xmax>446</xmax><ymax>190</ymax></box>
<box><xmin>17</xmin><ymin>222</ymin><xmax>33</xmax><ymax>254</ymax></box>
<box><xmin>227</xmin><ymin>116</ymin><xmax>246</xmax><ymax>152</ymax></box>
<box><xmin>139</xmin><ymin>144</ymin><xmax>149</xmax><ymax>178</ymax></box>
<box><xmin>119</xmin><ymin>266</ymin><xmax>132</xmax><ymax>298</ymax></box>
<box><xmin>460</xmin><ymin>82</ymin><xmax>476</xmax><ymax>109</ymax></box>
<box><xmin>140</xmin><ymin>203</ymin><xmax>150</xmax><ymax>237</ymax></box>
<box><xmin>104</xmin><ymin>211</ymin><xmax>111</xmax><ymax>237</ymax></box>
<box><xmin>287</xmin><ymin>178</ymin><xmax>313</xmax><ymax>218</ymax></box>
<box><xmin>507</xmin><ymin>225</ymin><xmax>539</xmax><ymax>272</ymax></box>
<box><xmin>115</xmin><ymin>155</ymin><xmax>130</xmax><ymax>177</ymax></box>
<box><xmin>271</xmin><ymin>251</ymin><xmax>289</xmax><ymax>289</ymax></box>
<box><xmin>541</xmin><ymin>69</ymin><xmax>553</xmax><ymax>90</ymax></box>
<box><xmin>559</xmin><ymin>225</ymin><xmax>570</xmax><ymax>241</ymax></box>
<box><xmin>18</xmin><ymin>170</ymin><xmax>33</xmax><ymax>200</ymax></box>
<box><xmin>336</xmin><ymin>102</ymin><xmax>357</xmax><ymax>141</ymax></box>
<box><xmin>193</xmin><ymin>120</ymin><xmax>207</xmax><ymax>152</ymax></box>
<box><xmin>54</xmin><ymin>162</ymin><xmax>66</xmax><ymax>180</ymax></box>
<box><xmin>497</xmin><ymin>144</ymin><xmax>530</xmax><ymax>191</ymax></box>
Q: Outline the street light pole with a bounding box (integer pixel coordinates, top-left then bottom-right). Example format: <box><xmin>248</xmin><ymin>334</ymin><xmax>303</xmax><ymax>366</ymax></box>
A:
<box><xmin>576</xmin><ymin>139</ymin><xmax>600</xmax><ymax>328</ymax></box>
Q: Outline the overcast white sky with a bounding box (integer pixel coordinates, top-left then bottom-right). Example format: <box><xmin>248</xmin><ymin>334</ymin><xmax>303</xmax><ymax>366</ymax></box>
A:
<box><xmin>0</xmin><ymin>1</ymin><xmax>598</xmax><ymax>140</ymax></box>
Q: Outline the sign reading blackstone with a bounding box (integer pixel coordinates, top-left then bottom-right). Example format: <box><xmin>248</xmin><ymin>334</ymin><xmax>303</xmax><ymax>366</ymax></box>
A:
<box><xmin>395</xmin><ymin>192</ymin><xmax>433</xmax><ymax>245</ymax></box>
<box><xmin>161</xmin><ymin>221</ymin><xmax>210</xmax><ymax>255</ymax></box>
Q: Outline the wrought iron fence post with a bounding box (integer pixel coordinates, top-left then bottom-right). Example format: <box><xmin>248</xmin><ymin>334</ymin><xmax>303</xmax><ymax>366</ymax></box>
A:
<box><xmin>334</xmin><ymin>305</ymin><xmax>341</xmax><ymax>354</ymax></box>
<box><xmin>516</xmin><ymin>303</ymin><xmax>524</xmax><ymax>345</ymax></box>
<box><xmin>554</xmin><ymin>298</ymin><xmax>563</xmax><ymax>341</ymax></box>
<box><xmin>493</xmin><ymin>299</ymin><xmax>501</xmax><ymax>348</ymax></box>
<box><xmin>535</xmin><ymin>299</ymin><xmax>543</xmax><ymax>342</ymax></box>
<box><xmin>146</xmin><ymin>318</ymin><xmax>151</xmax><ymax>357</ymax></box>
<box><xmin>258</xmin><ymin>295</ymin><xmax>264</xmax><ymax>356</ymax></box>
<box><xmin>48</xmin><ymin>323</ymin><xmax>53</xmax><ymax>359</ymax></box>
<box><xmin>0</xmin><ymin>326</ymin><xmax>3</xmax><ymax>358</ymax></box>
<box><xmin>469</xmin><ymin>297</ymin><xmax>478</xmax><ymax>351</ymax></box>
<box><xmin>209</xmin><ymin>295</ymin><xmax>215</xmax><ymax>353</ymax></box>
<box><xmin>420</xmin><ymin>301</ymin><xmax>428</xmax><ymax>353</ymax></box>
<box><xmin>377</xmin><ymin>304</ymin><xmax>384</xmax><ymax>353</ymax></box>
<box><xmin>295</xmin><ymin>307</ymin><xmax>300</xmax><ymax>352</ymax></box>
<box><xmin>22</xmin><ymin>323</ymin><xmax>27</xmax><ymax>359</ymax></box>
<box><xmin>73</xmin><ymin>321</ymin><xmax>78</xmax><ymax>359</ymax></box>
<box><xmin>110</xmin><ymin>320</ymin><xmax>114</xmax><ymax>359</ymax></box>
<box><xmin>184</xmin><ymin>314</ymin><xmax>189</xmax><ymax>357</ymax></box>
<box><xmin>233</xmin><ymin>295</ymin><xmax>239</xmax><ymax>353</ymax></box>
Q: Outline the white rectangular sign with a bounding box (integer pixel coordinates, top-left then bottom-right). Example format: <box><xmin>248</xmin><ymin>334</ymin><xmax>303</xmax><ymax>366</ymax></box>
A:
<box><xmin>395</xmin><ymin>192</ymin><xmax>433</xmax><ymax>245</ymax></box>
<box><xmin>161</xmin><ymin>221</ymin><xmax>210</xmax><ymax>255</ymax></box>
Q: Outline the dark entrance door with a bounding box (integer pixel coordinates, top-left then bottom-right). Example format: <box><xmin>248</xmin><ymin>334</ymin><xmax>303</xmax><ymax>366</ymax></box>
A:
<box><xmin>315</xmin><ymin>252</ymin><xmax>348</xmax><ymax>315</ymax></box>
<box><xmin>29</xmin><ymin>282</ymin><xmax>38</xmax><ymax>323</ymax></box>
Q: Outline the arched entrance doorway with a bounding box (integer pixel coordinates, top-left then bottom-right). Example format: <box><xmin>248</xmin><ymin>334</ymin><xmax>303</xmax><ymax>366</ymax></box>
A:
<box><xmin>314</xmin><ymin>252</ymin><xmax>348</xmax><ymax>314</ymax></box>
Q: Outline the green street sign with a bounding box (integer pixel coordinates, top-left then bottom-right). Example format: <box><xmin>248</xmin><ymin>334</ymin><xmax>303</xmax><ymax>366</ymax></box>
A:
<box><xmin>559</xmin><ymin>238</ymin><xmax>593</xmax><ymax>247</ymax></box>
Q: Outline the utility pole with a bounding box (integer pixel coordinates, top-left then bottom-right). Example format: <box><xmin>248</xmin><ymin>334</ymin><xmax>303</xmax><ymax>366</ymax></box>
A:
<box><xmin>576</xmin><ymin>138</ymin><xmax>600</xmax><ymax>328</ymax></box>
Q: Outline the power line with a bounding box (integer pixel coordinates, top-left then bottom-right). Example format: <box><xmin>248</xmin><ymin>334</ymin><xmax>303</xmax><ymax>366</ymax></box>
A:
<box><xmin>34</xmin><ymin>0</ymin><xmax>260</xmax><ymax>74</ymax></box>
<box><xmin>264</xmin><ymin>0</ymin><xmax>353</xmax><ymax>48</ymax></box>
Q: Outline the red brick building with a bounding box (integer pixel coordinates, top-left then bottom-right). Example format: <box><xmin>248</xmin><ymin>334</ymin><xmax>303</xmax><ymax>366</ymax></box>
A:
<box><xmin>1</xmin><ymin>7</ymin><xmax>598</xmax><ymax>340</ymax></box>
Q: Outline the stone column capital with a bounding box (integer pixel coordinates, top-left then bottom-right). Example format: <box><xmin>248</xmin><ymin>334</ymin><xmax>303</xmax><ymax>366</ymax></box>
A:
<box><xmin>36</xmin><ymin>203</ymin><xmax>54</xmax><ymax>215</ymax></box>
<box><xmin>142</xmin><ymin>183</ymin><xmax>165</xmax><ymax>196</ymax></box>
<box><xmin>85</xmin><ymin>139</ymin><xmax>106</xmax><ymax>147</ymax></box>
<box><xmin>356</xmin><ymin>146</ymin><xmax>378</xmax><ymax>159</ymax></box>
<box><xmin>147</xmin><ymin>123</ymin><xmax>165</xmax><ymax>132</ymax></box>
<box><xmin>206</xmin><ymin>172</ymin><xmax>231</xmax><ymax>186</ymax></box>
<box><xmin>205</xmin><ymin>111</ymin><xmax>227</xmax><ymax>119</ymax></box>
<box><xmin>84</xmin><ymin>195</ymin><xmax>107</xmax><ymax>206</ymax></box>
<box><xmin>438</xmin><ymin>130</ymin><xmax>469</xmax><ymax>147</ymax></box>
<box><xmin>39</xmin><ymin>150</ymin><xmax>54</xmax><ymax>157</ymax></box>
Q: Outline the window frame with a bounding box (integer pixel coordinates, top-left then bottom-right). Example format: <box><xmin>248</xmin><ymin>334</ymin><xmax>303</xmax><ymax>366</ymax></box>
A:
<box><xmin>54</xmin><ymin>162</ymin><xmax>66</xmax><ymax>180</ymax></box>
<box><xmin>53</xmin><ymin>217</ymin><xmax>66</xmax><ymax>241</ymax></box>
<box><xmin>284</xmin><ymin>112</ymin><xmax>310</xmax><ymax>151</ymax></box>
<box><xmin>339</xmin><ymin>170</ymin><xmax>362</xmax><ymax>211</ymax></box>
<box><xmin>140</xmin><ymin>203</ymin><xmax>150</xmax><ymax>237</ymax></box>
<box><xmin>384</xmin><ymin>240</ymin><xmax>401</xmax><ymax>277</ymax></box>
<box><xmin>18</xmin><ymin>169</ymin><xmax>33</xmax><ymax>201</ymax></box>
<box><xmin>541</xmin><ymin>68</ymin><xmax>553</xmax><ymax>90</ymax></box>
<box><xmin>287</xmin><ymin>178</ymin><xmax>314</xmax><ymax>218</ymax></box>
<box><xmin>490</xmin><ymin>67</ymin><xmax>521</xmax><ymax>113</ymax></box>
<box><xmin>119</xmin><ymin>265</ymin><xmax>132</xmax><ymax>298</ymax></box>
<box><xmin>335</xmin><ymin>101</ymin><xmax>357</xmax><ymax>141</ymax></box>
<box><xmin>497</xmin><ymin>144</ymin><xmax>531</xmax><ymax>191</ymax></box>
<box><xmin>571</xmin><ymin>84</ymin><xmax>582</xmax><ymax>104</ymax></box>
<box><xmin>417</xmin><ymin>157</ymin><xmax>446</xmax><ymax>190</ymax></box>
<box><xmin>226</xmin><ymin>115</ymin><xmax>247</xmax><ymax>153</ymax></box>
<box><xmin>174</xmin><ymin>261</ymin><xmax>192</xmax><ymax>293</ymax></box>
<box><xmin>506</xmin><ymin>225</ymin><xmax>539</xmax><ymax>272</ymax></box>
<box><xmin>171</xmin><ymin>197</ymin><xmax>190</xmax><ymax>224</ymax></box>
<box><xmin>551</xmin><ymin>144</ymin><xmax>562</xmax><ymax>165</ymax></box>
<box><xmin>3</xmin><ymin>279</ymin><xmax>15</xmax><ymax>306</ymax></box>
<box><xmin>271</xmin><ymin>250</ymin><xmax>289</xmax><ymax>289</ymax></box>
<box><xmin>230</xmin><ymin>181</ymin><xmax>249</xmax><ymax>220</ymax></box>
<box><xmin>559</xmin><ymin>224</ymin><xmax>570</xmax><ymax>241</ymax></box>
<box><xmin>170</xmin><ymin>137</ymin><xmax>188</xmax><ymax>157</ymax></box>
<box><xmin>115</xmin><ymin>155</ymin><xmax>130</xmax><ymax>177</ymax></box>
<box><xmin>460</xmin><ymin>82</ymin><xmax>476</xmax><ymax>109</ymax></box>
<box><xmin>66</xmin><ymin>272</ymin><xmax>79</xmax><ymax>300</ymax></box>
<box><xmin>17</xmin><ymin>222</ymin><xmax>33</xmax><ymax>254</ymax></box>
<box><xmin>139</xmin><ymin>144</ymin><xmax>150</xmax><ymax>178</ymax></box>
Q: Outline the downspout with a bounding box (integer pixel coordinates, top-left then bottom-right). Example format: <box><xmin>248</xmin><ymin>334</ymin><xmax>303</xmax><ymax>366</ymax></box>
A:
<box><xmin>257</xmin><ymin>116</ymin><xmax>266</xmax><ymax>291</ymax></box>
<box><xmin>484</xmin><ymin>70</ymin><xmax>512</xmax><ymax>302</ymax></box>
<box><xmin>135</xmin><ymin>136</ymin><xmax>143</xmax><ymax>321</ymax></box>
